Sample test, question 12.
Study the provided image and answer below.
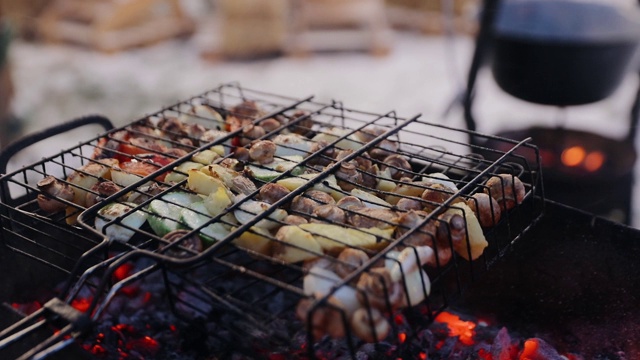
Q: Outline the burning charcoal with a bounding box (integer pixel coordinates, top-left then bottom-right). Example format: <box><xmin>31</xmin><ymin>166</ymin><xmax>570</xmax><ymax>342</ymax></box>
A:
<box><xmin>491</xmin><ymin>327</ymin><xmax>520</xmax><ymax>360</ymax></box>
<box><xmin>520</xmin><ymin>338</ymin><xmax>565</xmax><ymax>360</ymax></box>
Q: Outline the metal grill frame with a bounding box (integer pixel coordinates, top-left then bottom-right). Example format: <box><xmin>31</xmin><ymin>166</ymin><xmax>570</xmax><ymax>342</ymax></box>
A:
<box><xmin>0</xmin><ymin>83</ymin><xmax>545</xmax><ymax>359</ymax></box>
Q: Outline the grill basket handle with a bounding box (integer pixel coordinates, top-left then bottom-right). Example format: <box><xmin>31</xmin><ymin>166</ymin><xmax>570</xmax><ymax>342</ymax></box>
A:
<box><xmin>0</xmin><ymin>115</ymin><xmax>114</xmax><ymax>175</ymax></box>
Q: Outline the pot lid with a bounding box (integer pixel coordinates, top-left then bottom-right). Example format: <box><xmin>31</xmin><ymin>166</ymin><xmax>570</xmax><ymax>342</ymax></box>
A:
<box><xmin>494</xmin><ymin>0</ymin><xmax>640</xmax><ymax>44</ymax></box>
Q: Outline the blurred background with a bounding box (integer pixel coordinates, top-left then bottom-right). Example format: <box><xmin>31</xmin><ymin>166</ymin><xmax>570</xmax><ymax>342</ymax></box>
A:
<box><xmin>0</xmin><ymin>0</ymin><xmax>639</xmax><ymax>225</ymax></box>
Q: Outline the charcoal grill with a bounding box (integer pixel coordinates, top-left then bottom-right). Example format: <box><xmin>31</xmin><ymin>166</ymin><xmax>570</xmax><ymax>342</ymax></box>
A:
<box><xmin>0</xmin><ymin>83</ymin><xmax>546</xmax><ymax>359</ymax></box>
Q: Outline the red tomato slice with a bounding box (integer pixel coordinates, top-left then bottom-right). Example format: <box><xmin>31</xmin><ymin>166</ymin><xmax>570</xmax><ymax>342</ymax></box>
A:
<box><xmin>120</xmin><ymin>160</ymin><xmax>167</xmax><ymax>182</ymax></box>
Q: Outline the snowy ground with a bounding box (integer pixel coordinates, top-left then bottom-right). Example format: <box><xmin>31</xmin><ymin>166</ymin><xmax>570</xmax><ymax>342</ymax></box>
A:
<box><xmin>4</xmin><ymin>16</ymin><xmax>640</xmax><ymax>226</ymax></box>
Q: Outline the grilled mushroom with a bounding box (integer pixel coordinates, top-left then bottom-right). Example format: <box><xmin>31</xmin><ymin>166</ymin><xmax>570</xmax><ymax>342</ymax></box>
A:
<box><xmin>369</xmin><ymin>139</ymin><xmax>399</xmax><ymax>161</ymax></box>
<box><xmin>348</xmin><ymin>208</ymin><xmax>398</xmax><ymax>229</ymax></box>
<box><xmin>395</xmin><ymin>197</ymin><xmax>423</xmax><ymax>212</ymax></box>
<box><xmin>259</xmin><ymin>183</ymin><xmax>291</xmax><ymax>204</ymax></box>
<box><xmin>241</xmin><ymin>124</ymin><xmax>266</xmax><ymax>146</ymax></box>
<box><xmin>284</xmin><ymin>214</ymin><xmax>308</xmax><ymax>226</ymax></box>
<box><xmin>258</xmin><ymin>118</ymin><xmax>281</xmax><ymax>133</ymax></box>
<box><xmin>466</xmin><ymin>193</ymin><xmax>501</xmax><ymax>227</ymax></box>
<box><xmin>335</xmin><ymin>162</ymin><xmax>363</xmax><ymax>191</ymax></box>
<box><xmin>85</xmin><ymin>181</ymin><xmax>122</xmax><ymax>207</ymax></box>
<box><xmin>296</xmin><ymin>298</ymin><xmax>347</xmax><ymax>340</ymax></box>
<box><xmin>37</xmin><ymin>176</ymin><xmax>75</xmax><ymax>213</ymax></box>
<box><xmin>291</xmin><ymin>190</ymin><xmax>335</xmax><ymax>215</ymax></box>
<box><xmin>421</xmin><ymin>183</ymin><xmax>456</xmax><ymax>212</ymax></box>
<box><xmin>350</xmin><ymin>307</ymin><xmax>390</xmax><ymax>343</ymax></box>
<box><xmin>334</xmin><ymin>248</ymin><xmax>369</xmax><ymax>279</ymax></box>
<box><xmin>382</xmin><ymin>154</ymin><xmax>412</xmax><ymax>180</ymax></box>
<box><xmin>161</xmin><ymin>229</ymin><xmax>203</xmax><ymax>258</ymax></box>
<box><xmin>230</xmin><ymin>176</ymin><xmax>258</xmax><ymax>195</ymax></box>
<box><xmin>311</xmin><ymin>204</ymin><xmax>346</xmax><ymax>224</ymax></box>
<box><xmin>356</xmin><ymin>267</ymin><xmax>404</xmax><ymax>311</ymax></box>
<box><xmin>336</xmin><ymin>196</ymin><xmax>365</xmax><ymax>210</ymax></box>
<box><xmin>248</xmin><ymin>140</ymin><xmax>277</xmax><ymax>164</ymax></box>
<box><xmin>436</xmin><ymin>212</ymin><xmax>467</xmax><ymax>249</ymax></box>
<box><xmin>484</xmin><ymin>174</ymin><xmax>525</xmax><ymax>211</ymax></box>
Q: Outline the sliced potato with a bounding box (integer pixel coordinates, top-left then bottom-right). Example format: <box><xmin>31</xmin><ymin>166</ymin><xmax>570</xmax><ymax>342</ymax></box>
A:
<box><xmin>234</xmin><ymin>198</ymin><xmax>287</xmax><ymax>230</ymax></box>
<box><xmin>199</xmin><ymin>164</ymin><xmax>238</xmax><ymax>189</ymax></box>
<box><xmin>276</xmin><ymin>174</ymin><xmax>344</xmax><ymax>201</ymax></box>
<box><xmin>276</xmin><ymin>176</ymin><xmax>308</xmax><ymax>191</ymax></box>
<box><xmin>445</xmin><ymin>202</ymin><xmax>488</xmax><ymax>260</ymax></box>
<box><xmin>272</xmin><ymin>225</ymin><xmax>322</xmax><ymax>263</ymax></box>
<box><xmin>191</xmin><ymin>150</ymin><xmax>220</xmax><ymax>165</ymax></box>
<box><xmin>164</xmin><ymin>161</ymin><xmax>203</xmax><ymax>183</ymax></box>
<box><xmin>299</xmin><ymin>223</ymin><xmax>394</xmax><ymax>254</ymax></box>
<box><xmin>376</xmin><ymin>167</ymin><xmax>396</xmax><ymax>192</ymax></box>
<box><xmin>350</xmin><ymin>188</ymin><xmax>391</xmax><ymax>209</ymax></box>
<box><xmin>232</xmin><ymin>226</ymin><xmax>272</xmax><ymax>256</ymax></box>
<box><xmin>203</xmin><ymin>186</ymin><xmax>232</xmax><ymax>217</ymax></box>
<box><xmin>187</xmin><ymin>169</ymin><xmax>227</xmax><ymax>196</ymax></box>
<box><xmin>385</xmin><ymin>181</ymin><xmax>430</xmax><ymax>205</ymax></box>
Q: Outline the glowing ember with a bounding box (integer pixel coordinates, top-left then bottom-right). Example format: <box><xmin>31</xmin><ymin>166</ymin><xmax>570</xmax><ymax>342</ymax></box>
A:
<box><xmin>71</xmin><ymin>297</ymin><xmax>92</xmax><ymax>313</ymax></box>
<box><xmin>398</xmin><ymin>332</ymin><xmax>407</xmax><ymax>344</ymax></box>
<box><xmin>519</xmin><ymin>338</ymin><xmax>564</xmax><ymax>360</ymax></box>
<box><xmin>113</xmin><ymin>263</ymin><xmax>134</xmax><ymax>282</ymax></box>
<box><xmin>434</xmin><ymin>311</ymin><xmax>476</xmax><ymax>345</ymax></box>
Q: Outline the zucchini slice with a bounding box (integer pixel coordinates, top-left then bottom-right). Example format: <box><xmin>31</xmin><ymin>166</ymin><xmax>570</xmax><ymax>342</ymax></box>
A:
<box><xmin>147</xmin><ymin>192</ymin><xmax>200</xmax><ymax>237</ymax></box>
<box><xmin>180</xmin><ymin>202</ymin><xmax>230</xmax><ymax>246</ymax></box>
<box><xmin>95</xmin><ymin>202</ymin><xmax>147</xmax><ymax>242</ymax></box>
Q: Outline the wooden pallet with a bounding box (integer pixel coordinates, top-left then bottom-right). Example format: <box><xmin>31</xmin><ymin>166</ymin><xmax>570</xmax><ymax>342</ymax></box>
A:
<box><xmin>287</xmin><ymin>0</ymin><xmax>392</xmax><ymax>57</ymax></box>
<box><xmin>35</xmin><ymin>0</ymin><xmax>195</xmax><ymax>52</ymax></box>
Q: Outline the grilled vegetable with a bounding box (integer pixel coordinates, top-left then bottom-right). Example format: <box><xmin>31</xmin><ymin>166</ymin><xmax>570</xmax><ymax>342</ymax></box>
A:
<box><xmin>350</xmin><ymin>188</ymin><xmax>391</xmax><ymax>210</ymax></box>
<box><xmin>180</xmin><ymin>202</ymin><xmax>230</xmax><ymax>246</ymax></box>
<box><xmin>203</xmin><ymin>186</ymin><xmax>232</xmax><ymax>217</ymax></box>
<box><xmin>95</xmin><ymin>202</ymin><xmax>147</xmax><ymax>242</ymax></box>
<box><xmin>67</xmin><ymin>159</ymin><xmax>118</xmax><ymax>208</ymax></box>
<box><xmin>147</xmin><ymin>192</ymin><xmax>200</xmax><ymax>237</ymax></box>
<box><xmin>445</xmin><ymin>203</ymin><xmax>488</xmax><ymax>260</ymax></box>
<box><xmin>187</xmin><ymin>169</ymin><xmax>228</xmax><ymax>196</ymax></box>
<box><xmin>246</xmin><ymin>155</ymin><xmax>305</xmax><ymax>182</ymax></box>
<box><xmin>234</xmin><ymin>196</ymin><xmax>287</xmax><ymax>230</ymax></box>
<box><xmin>232</xmin><ymin>226</ymin><xmax>272</xmax><ymax>255</ymax></box>
<box><xmin>272</xmin><ymin>225</ymin><xmax>322</xmax><ymax>263</ymax></box>
<box><xmin>164</xmin><ymin>161</ymin><xmax>204</xmax><ymax>183</ymax></box>
<box><xmin>299</xmin><ymin>223</ymin><xmax>394</xmax><ymax>254</ymax></box>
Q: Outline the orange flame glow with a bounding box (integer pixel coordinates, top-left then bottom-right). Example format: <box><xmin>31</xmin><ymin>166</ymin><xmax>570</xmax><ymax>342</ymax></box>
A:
<box><xmin>584</xmin><ymin>151</ymin><xmax>605</xmax><ymax>172</ymax></box>
<box><xmin>561</xmin><ymin>146</ymin><xmax>586</xmax><ymax>167</ymax></box>
<box><xmin>434</xmin><ymin>312</ymin><xmax>476</xmax><ymax>345</ymax></box>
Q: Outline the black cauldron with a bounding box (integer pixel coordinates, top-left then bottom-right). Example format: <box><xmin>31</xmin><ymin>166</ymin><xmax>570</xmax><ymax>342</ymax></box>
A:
<box><xmin>492</xmin><ymin>0</ymin><xmax>640</xmax><ymax>106</ymax></box>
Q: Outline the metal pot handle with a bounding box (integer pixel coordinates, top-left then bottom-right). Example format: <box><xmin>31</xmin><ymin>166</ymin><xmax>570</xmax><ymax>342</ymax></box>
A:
<box><xmin>0</xmin><ymin>115</ymin><xmax>114</xmax><ymax>175</ymax></box>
